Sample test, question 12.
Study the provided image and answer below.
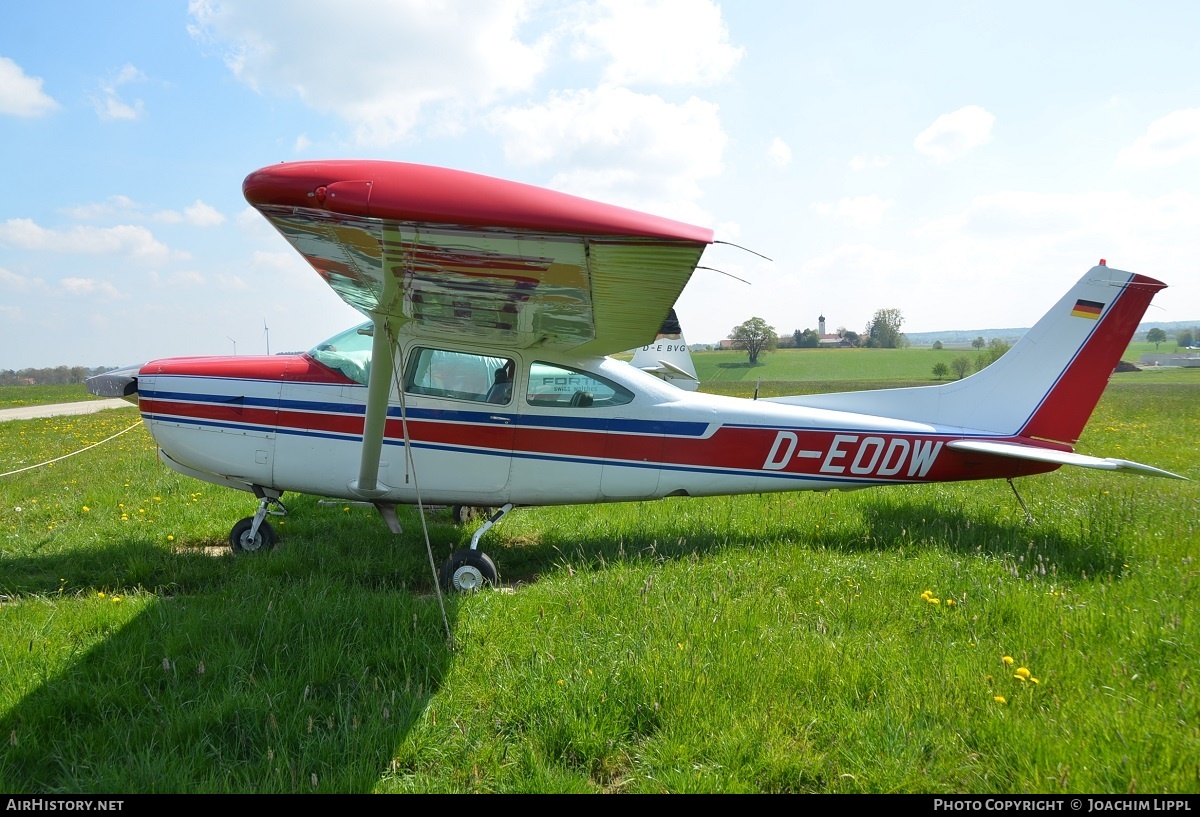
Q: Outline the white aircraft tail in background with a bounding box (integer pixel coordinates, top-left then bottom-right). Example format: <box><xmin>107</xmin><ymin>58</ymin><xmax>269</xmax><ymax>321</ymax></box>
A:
<box><xmin>629</xmin><ymin>309</ymin><xmax>699</xmax><ymax>391</ymax></box>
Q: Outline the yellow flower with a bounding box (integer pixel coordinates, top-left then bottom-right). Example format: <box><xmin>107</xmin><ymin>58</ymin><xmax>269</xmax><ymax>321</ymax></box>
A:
<box><xmin>994</xmin><ymin>696</ymin><xmax>1007</xmax><ymax>704</ymax></box>
<box><xmin>928</xmin><ymin>597</ymin><xmax>940</xmax><ymax>604</ymax></box>
<box><xmin>97</xmin><ymin>592</ymin><xmax>106</xmax><ymax>598</ymax></box>
<box><xmin>1015</xmin><ymin>666</ymin><xmax>1032</xmax><ymax>680</ymax></box>
<box><xmin>1031</xmin><ymin>677</ymin><xmax>1040</xmax><ymax>684</ymax></box>
<box><xmin>1002</xmin><ymin>656</ymin><xmax>1014</xmax><ymax>665</ymax></box>
<box><xmin>946</xmin><ymin>599</ymin><xmax>956</xmax><ymax>606</ymax></box>
<box><xmin>167</xmin><ymin>535</ymin><xmax>174</xmax><ymax>541</ymax></box>
<box><xmin>82</xmin><ymin>506</ymin><xmax>90</xmax><ymax>512</ymax></box>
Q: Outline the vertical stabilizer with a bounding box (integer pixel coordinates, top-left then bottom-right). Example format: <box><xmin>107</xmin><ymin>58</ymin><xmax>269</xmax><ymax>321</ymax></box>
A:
<box><xmin>765</xmin><ymin>264</ymin><xmax>1166</xmax><ymax>440</ymax></box>
<box><xmin>630</xmin><ymin>308</ymin><xmax>700</xmax><ymax>391</ymax></box>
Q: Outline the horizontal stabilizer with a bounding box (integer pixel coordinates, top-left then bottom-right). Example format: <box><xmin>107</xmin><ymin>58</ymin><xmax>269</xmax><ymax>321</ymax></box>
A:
<box><xmin>642</xmin><ymin>359</ymin><xmax>698</xmax><ymax>381</ymax></box>
<box><xmin>947</xmin><ymin>439</ymin><xmax>1187</xmax><ymax>480</ymax></box>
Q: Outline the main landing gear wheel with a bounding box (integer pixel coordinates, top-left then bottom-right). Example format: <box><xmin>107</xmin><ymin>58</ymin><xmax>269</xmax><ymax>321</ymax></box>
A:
<box><xmin>229</xmin><ymin>517</ymin><xmax>278</xmax><ymax>554</ymax></box>
<box><xmin>440</xmin><ymin>548</ymin><xmax>498</xmax><ymax>593</ymax></box>
<box><xmin>450</xmin><ymin>505</ymin><xmax>476</xmax><ymax>525</ymax></box>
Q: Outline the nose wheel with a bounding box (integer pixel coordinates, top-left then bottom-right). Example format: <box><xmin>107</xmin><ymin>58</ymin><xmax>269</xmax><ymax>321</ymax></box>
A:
<box><xmin>439</xmin><ymin>549</ymin><xmax>498</xmax><ymax>592</ymax></box>
<box><xmin>230</xmin><ymin>516</ymin><xmax>278</xmax><ymax>553</ymax></box>
<box><xmin>229</xmin><ymin>492</ymin><xmax>287</xmax><ymax>554</ymax></box>
<box><xmin>438</xmin><ymin>503</ymin><xmax>513</xmax><ymax>592</ymax></box>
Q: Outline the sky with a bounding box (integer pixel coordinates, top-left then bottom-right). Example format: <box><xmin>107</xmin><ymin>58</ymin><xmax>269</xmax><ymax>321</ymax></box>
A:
<box><xmin>2</xmin><ymin>0</ymin><xmax>1198</xmax><ymax>369</ymax></box>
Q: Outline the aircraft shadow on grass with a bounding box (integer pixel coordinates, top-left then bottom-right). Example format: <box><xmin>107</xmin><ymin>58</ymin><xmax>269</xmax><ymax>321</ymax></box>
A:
<box><xmin>0</xmin><ymin>520</ymin><xmax>458</xmax><ymax>793</ymax></box>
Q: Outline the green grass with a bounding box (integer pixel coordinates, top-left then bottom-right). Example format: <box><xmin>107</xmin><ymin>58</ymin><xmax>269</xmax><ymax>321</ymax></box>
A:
<box><xmin>1</xmin><ymin>381</ymin><xmax>1198</xmax><ymax>792</ymax></box>
<box><xmin>0</xmin><ymin>384</ymin><xmax>96</xmax><ymax>409</ymax></box>
<box><xmin>692</xmin><ymin>345</ymin><xmax>1200</xmax><ymax>386</ymax></box>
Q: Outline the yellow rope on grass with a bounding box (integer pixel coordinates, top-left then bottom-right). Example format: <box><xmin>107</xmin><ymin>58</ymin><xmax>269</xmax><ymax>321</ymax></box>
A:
<box><xmin>0</xmin><ymin>421</ymin><xmax>144</xmax><ymax>478</ymax></box>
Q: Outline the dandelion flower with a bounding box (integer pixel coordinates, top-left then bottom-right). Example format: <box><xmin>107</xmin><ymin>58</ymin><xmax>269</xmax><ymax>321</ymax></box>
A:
<box><xmin>994</xmin><ymin>696</ymin><xmax>1007</xmax><ymax>704</ymax></box>
<box><xmin>946</xmin><ymin>599</ymin><xmax>956</xmax><ymax>606</ymax></box>
<box><xmin>928</xmin><ymin>597</ymin><xmax>940</xmax><ymax>604</ymax></box>
<box><xmin>1002</xmin><ymin>656</ymin><xmax>1014</xmax><ymax>665</ymax></box>
<box><xmin>82</xmin><ymin>506</ymin><xmax>90</xmax><ymax>512</ymax></box>
<box><xmin>97</xmin><ymin>592</ymin><xmax>106</xmax><ymax>598</ymax></box>
<box><xmin>167</xmin><ymin>535</ymin><xmax>174</xmax><ymax>541</ymax></box>
<box><xmin>1015</xmin><ymin>667</ymin><xmax>1032</xmax><ymax>680</ymax></box>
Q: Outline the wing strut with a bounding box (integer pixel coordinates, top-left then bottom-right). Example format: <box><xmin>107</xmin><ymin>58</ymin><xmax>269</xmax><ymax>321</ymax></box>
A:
<box><xmin>351</xmin><ymin>314</ymin><xmax>396</xmax><ymax>497</ymax></box>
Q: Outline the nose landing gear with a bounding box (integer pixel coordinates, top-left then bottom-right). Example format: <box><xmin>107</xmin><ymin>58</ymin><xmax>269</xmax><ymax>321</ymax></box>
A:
<box><xmin>229</xmin><ymin>491</ymin><xmax>288</xmax><ymax>554</ymax></box>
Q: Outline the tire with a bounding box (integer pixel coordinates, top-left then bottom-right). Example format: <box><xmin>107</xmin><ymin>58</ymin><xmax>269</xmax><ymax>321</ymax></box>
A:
<box><xmin>439</xmin><ymin>548</ymin><xmax>498</xmax><ymax>593</ymax></box>
<box><xmin>229</xmin><ymin>517</ymin><xmax>278</xmax><ymax>554</ymax></box>
<box><xmin>450</xmin><ymin>505</ymin><xmax>476</xmax><ymax>525</ymax></box>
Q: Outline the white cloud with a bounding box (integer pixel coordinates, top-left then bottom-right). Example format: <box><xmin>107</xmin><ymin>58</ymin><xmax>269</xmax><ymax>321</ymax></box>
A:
<box><xmin>849</xmin><ymin>154</ymin><xmax>890</xmax><ymax>171</ymax></box>
<box><xmin>914</xmin><ymin>105</ymin><xmax>995</xmax><ymax>163</ymax></box>
<box><xmin>767</xmin><ymin>137</ymin><xmax>792</xmax><ymax>167</ymax></box>
<box><xmin>60</xmin><ymin>277</ymin><xmax>122</xmax><ymax>299</ymax></box>
<box><xmin>188</xmin><ymin>0</ymin><xmax>546</xmax><ymax>146</ymax></box>
<box><xmin>487</xmin><ymin>85</ymin><xmax>725</xmax><ymax>223</ymax></box>
<box><xmin>1116</xmin><ymin>108</ymin><xmax>1200</xmax><ymax>169</ymax></box>
<box><xmin>0</xmin><ymin>266</ymin><xmax>37</xmax><ymax>292</ymax></box>
<box><xmin>62</xmin><ymin>195</ymin><xmax>140</xmax><ymax>220</ymax></box>
<box><xmin>184</xmin><ymin>200</ymin><xmax>226</xmax><ymax>227</ymax></box>
<box><xmin>0</xmin><ymin>219</ymin><xmax>176</xmax><ymax>264</ymax></box>
<box><xmin>92</xmin><ymin>63</ymin><xmax>146</xmax><ymax>121</ymax></box>
<box><xmin>572</xmin><ymin>0</ymin><xmax>743</xmax><ymax>87</ymax></box>
<box><xmin>0</xmin><ymin>57</ymin><xmax>59</xmax><ymax>117</ymax></box>
<box><xmin>168</xmin><ymin>271</ymin><xmax>207</xmax><ymax>287</ymax></box>
<box><xmin>811</xmin><ymin>195</ymin><xmax>895</xmax><ymax>228</ymax></box>
<box><xmin>906</xmin><ymin>188</ymin><xmax>1200</xmax><ymax>327</ymax></box>
<box><xmin>152</xmin><ymin>201</ymin><xmax>224</xmax><ymax>226</ymax></box>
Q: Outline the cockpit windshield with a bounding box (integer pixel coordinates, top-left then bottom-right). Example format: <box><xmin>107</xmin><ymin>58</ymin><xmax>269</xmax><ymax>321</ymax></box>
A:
<box><xmin>308</xmin><ymin>321</ymin><xmax>374</xmax><ymax>385</ymax></box>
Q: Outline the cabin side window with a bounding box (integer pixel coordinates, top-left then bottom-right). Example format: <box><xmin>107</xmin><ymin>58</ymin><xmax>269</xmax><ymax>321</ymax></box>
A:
<box><xmin>308</xmin><ymin>322</ymin><xmax>374</xmax><ymax>385</ymax></box>
<box><xmin>526</xmin><ymin>362</ymin><xmax>633</xmax><ymax>409</ymax></box>
<box><xmin>404</xmin><ymin>347</ymin><xmax>515</xmax><ymax>405</ymax></box>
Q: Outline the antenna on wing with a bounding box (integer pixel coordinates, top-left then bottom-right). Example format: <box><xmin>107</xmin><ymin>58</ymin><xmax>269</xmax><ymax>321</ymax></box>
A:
<box><xmin>697</xmin><ymin>242</ymin><xmax>770</xmax><ymax>286</ymax></box>
<box><xmin>696</xmin><ymin>266</ymin><xmax>753</xmax><ymax>285</ymax></box>
<box><xmin>713</xmin><ymin>240</ymin><xmax>773</xmax><ymax>262</ymax></box>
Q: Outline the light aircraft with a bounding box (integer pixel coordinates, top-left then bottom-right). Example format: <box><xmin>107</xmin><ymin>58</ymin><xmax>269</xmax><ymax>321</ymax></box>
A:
<box><xmin>88</xmin><ymin>159</ymin><xmax>1185</xmax><ymax>593</ymax></box>
<box><xmin>628</xmin><ymin>308</ymin><xmax>699</xmax><ymax>390</ymax></box>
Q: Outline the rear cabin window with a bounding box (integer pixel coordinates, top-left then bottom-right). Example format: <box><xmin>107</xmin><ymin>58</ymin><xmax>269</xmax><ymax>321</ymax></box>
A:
<box><xmin>404</xmin><ymin>348</ymin><xmax>514</xmax><ymax>405</ymax></box>
<box><xmin>526</xmin><ymin>362</ymin><xmax>633</xmax><ymax>409</ymax></box>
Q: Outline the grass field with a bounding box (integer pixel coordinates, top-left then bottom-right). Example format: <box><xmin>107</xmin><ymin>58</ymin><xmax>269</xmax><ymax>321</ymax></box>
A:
<box><xmin>1</xmin><ymin>360</ymin><xmax>1198</xmax><ymax>793</ymax></box>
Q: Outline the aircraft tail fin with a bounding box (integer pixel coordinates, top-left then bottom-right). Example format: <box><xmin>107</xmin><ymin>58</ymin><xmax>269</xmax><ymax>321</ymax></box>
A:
<box><xmin>766</xmin><ymin>263</ymin><xmax>1166</xmax><ymax>441</ymax></box>
<box><xmin>630</xmin><ymin>308</ymin><xmax>700</xmax><ymax>391</ymax></box>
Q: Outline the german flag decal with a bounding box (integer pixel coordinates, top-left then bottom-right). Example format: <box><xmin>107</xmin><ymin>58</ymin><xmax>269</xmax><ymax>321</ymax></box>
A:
<box><xmin>1071</xmin><ymin>298</ymin><xmax>1104</xmax><ymax>320</ymax></box>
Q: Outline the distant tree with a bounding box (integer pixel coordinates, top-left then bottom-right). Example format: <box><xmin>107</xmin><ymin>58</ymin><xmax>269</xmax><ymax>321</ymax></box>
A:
<box><xmin>932</xmin><ymin>362</ymin><xmax>950</xmax><ymax>380</ymax></box>
<box><xmin>864</xmin><ymin>308</ymin><xmax>905</xmax><ymax>348</ymax></box>
<box><xmin>1178</xmin><ymin>330</ymin><xmax>1195</xmax><ymax>348</ymax></box>
<box><xmin>972</xmin><ymin>336</ymin><xmax>986</xmax><ymax>350</ymax></box>
<box><xmin>730</xmin><ymin>317</ymin><xmax>779</xmax><ymax>365</ymax></box>
<box><xmin>975</xmin><ymin>339</ymin><xmax>1011</xmax><ymax>372</ymax></box>
<box><xmin>951</xmin><ymin>356</ymin><xmax>971</xmax><ymax>380</ymax></box>
<box><xmin>1146</xmin><ymin>328</ymin><xmax>1167</xmax><ymax>349</ymax></box>
<box><xmin>839</xmin><ymin>329</ymin><xmax>861</xmax><ymax>347</ymax></box>
<box><xmin>794</xmin><ymin>328</ymin><xmax>821</xmax><ymax>348</ymax></box>
<box><xmin>931</xmin><ymin>340</ymin><xmax>944</xmax><ymax>350</ymax></box>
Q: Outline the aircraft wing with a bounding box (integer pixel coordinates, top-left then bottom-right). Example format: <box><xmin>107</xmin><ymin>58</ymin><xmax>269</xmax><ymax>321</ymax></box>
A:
<box><xmin>947</xmin><ymin>439</ymin><xmax>1187</xmax><ymax>479</ymax></box>
<box><xmin>243</xmin><ymin>161</ymin><xmax>713</xmax><ymax>357</ymax></box>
